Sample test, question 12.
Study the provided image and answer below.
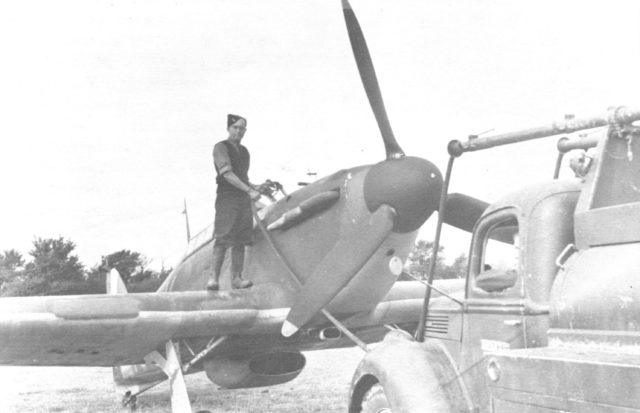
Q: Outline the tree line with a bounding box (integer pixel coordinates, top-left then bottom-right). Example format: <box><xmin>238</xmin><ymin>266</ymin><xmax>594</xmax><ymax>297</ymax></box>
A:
<box><xmin>0</xmin><ymin>237</ymin><xmax>464</xmax><ymax>297</ymax></box>
<box><xmin>0</xmin><ymin>237</ymin><xmax>171</xmax><ymax>297</ymax></box>
<box><xmin>402</xmin><ymin>240</ymin><xmax>468</xmax><ymax>281</ymax></box>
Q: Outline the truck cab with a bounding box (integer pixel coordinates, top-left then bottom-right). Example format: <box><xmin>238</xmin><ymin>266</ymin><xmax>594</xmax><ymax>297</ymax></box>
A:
<box><xmin>458</xmin><ymin>179</ymin><xmax>580</xmax><ymax>409</ymax></box>
<box><xmin>348</xmin><ymin>108</ymin><xmax>640</xmax><ymax>413</ymax></box>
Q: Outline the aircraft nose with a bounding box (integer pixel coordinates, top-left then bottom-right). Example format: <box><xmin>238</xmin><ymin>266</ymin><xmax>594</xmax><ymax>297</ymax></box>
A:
<box><xmin>363</xmin><ymin>156</ymin><xmax>443</xmax><ymax>233</ymax></box>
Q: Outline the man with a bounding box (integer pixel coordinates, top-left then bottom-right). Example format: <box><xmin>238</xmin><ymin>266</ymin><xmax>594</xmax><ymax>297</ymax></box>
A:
<box><xmin>206</xmin><ymin>114</ymin><xmax>263</xmax><ymax>291</ymax></box>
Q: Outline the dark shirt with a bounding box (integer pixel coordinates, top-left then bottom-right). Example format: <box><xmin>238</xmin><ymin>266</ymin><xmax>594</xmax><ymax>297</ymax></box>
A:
<box><xmin>213</xmin><ymin>140</ymin><xmax>250</xmax><ymax>195</ymax></box>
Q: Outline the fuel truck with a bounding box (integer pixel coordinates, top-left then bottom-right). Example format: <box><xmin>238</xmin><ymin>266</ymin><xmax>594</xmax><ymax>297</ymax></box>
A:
<box><xmin>348</xmin><ymin>106</ymin><xmax>640</xmax><ymax>412</ymax></box>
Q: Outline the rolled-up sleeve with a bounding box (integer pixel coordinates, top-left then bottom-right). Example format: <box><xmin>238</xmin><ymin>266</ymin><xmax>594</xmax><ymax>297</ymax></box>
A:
<box><xmin>213</xmin><ymin>142</ymin><xmax>233</xmax><ymax>176</ymax></box>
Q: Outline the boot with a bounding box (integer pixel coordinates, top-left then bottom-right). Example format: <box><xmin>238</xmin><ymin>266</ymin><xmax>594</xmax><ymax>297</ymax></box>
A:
<box><xmin>231</xmin><ymin>246</ymin><xmax>253</xmax><ymax>289</ymax></box>
<box><xmin>232</xmin><ymin>276</ymin><xmax>253</xmax><ymax>289</ymax></box>
<box><xmin>206</xmin><ymin>245</ymin><xmax>227</xmax><ymax>291</ymax></box>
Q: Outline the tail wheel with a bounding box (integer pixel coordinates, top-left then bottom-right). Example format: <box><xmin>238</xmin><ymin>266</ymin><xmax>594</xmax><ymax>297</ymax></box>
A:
<box><xmin>361</xmin><ymin>383</ymin><xmax>391</xmax><ymax>413</ymax></box>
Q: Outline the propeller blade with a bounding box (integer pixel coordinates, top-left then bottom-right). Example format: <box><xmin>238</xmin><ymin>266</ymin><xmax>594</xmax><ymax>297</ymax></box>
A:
<box><xmin>281</xmin><ymin>204</ymin><xmax>396</xmax><ymax>337</ymax></box>
<box><xmin>342</xmin><ymin>0</ymin><xmax>404</xmax><ymax>160</ymax></box>
<box><xmin>443</xmin><ymin>193</ymin><xmax>489</xmax><ymax>233</ymax></box>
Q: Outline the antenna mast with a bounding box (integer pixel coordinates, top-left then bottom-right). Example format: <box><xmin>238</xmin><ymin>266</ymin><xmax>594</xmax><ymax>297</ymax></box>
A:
<box><xmin>182</xmin><ymin>198</ymin><xmax>191</xmax><ymax>243</ymax></box>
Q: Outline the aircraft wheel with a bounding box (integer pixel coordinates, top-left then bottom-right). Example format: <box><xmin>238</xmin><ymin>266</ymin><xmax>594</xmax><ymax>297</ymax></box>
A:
<box><xmin>360</xmin><ymin>383</ymin><xmax>391</xmax><ymax>413</ymax></box>
<box><xmin>121</xmin><ymin>391</ymin><xmax>137</xmax><ymax>411</ymax></box>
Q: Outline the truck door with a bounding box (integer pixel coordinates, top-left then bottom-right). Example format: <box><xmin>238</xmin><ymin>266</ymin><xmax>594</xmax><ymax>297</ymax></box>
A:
<box><xmin>460</xmin><ymin>208</ymin><xmax>525</xmax><ymax>405</ymax></box>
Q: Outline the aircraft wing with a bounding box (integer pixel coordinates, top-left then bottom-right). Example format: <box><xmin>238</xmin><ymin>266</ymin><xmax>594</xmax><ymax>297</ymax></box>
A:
<box><xmin>0</xmin><ymin>282</ymin><xmax>436</xmax><ymax>367</ymax></box>
<box><xmin>0</xmin><ymin>291</ymin><xmax>287</xmax><ymax>367</ymax></box>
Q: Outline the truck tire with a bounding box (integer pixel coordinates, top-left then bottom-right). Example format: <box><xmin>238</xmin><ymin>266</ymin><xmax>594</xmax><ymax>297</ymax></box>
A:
<box><xmin>361</xmin><ymin>383</ymin><xmax>391</xmax><ymax>413</ymax></box>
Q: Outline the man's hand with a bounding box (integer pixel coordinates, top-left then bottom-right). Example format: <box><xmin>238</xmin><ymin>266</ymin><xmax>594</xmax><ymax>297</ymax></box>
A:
<box><xmin>257</xmin><ymin>179</ymin><xmax>283</xmax><ymax>196</ymax></box>
<box><xmin>256</xmin><ymin>182</ymin><xmax>271</xmax><ymax>194</ymax></box>
<box><xmin>248</xmin><ymin>188</ymin><xmax>262</xmax><ymax>201</ymax></box>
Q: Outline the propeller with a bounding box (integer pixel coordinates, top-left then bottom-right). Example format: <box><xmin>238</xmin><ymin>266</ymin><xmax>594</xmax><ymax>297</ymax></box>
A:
<box><xmin>281</xmin><ymin>1</ymin><xmax>485</xmax><ymax>336</ymax></box>
<box><xmin>281</xmin><ymin>1</ymin><xmax>443</xmax><ymax>337</ymax></box>
<box><xmin>342</xmin><ymin>0</ymin><xmax>403</xmax><ymax>160</ymax></box>
<box><xmin>443</xmin><ymin>193</ymin><xmax>489</xmax><ymax>233</ymax></box>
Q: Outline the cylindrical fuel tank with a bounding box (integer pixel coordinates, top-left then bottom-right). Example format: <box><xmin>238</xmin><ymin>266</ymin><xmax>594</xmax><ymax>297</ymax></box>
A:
<box><xmin>550</xmin><ymin>242</ymin><xmax>640</xmax><ymax>334</ymax></box>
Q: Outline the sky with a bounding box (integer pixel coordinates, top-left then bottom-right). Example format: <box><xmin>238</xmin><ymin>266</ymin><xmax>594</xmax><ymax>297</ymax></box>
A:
<box><xmin>1</xmin><ymin>0</ymin><xmax>639</xmax><ymax>270</ymax></box>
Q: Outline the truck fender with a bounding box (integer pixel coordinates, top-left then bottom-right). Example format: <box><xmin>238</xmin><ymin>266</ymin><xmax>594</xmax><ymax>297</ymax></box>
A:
<box><xmin>349</xmin><ymin>330</ymin><xmax>474</xmax><ymax>413</ymax></box>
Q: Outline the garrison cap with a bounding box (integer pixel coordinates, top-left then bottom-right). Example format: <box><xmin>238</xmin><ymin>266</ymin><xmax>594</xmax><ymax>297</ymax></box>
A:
<box><xmin>227</xmin><ymin>114</ymin><xmax>246</xmax><ymax>128</ymax></box>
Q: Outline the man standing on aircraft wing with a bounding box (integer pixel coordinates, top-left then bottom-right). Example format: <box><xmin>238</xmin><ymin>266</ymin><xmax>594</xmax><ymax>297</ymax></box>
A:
<box><xmin>206</xmin><ymin>114</ymin><xmax>264</xmax><ymax>291</ymax></box>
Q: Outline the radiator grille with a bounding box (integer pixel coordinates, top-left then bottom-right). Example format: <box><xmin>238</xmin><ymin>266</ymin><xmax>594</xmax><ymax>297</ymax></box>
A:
<box><xmin>425</xmin><ymin>314</ymin><xmax>449</xmax><ymax>335</ymax></box>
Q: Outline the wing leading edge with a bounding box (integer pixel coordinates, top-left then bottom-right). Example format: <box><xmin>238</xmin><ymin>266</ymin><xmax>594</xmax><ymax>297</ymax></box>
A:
<box><xmin>0</xmin><ymin>292</ymin><xmax>285</xmax><ymax>366</ymax></box>
<box><xmin>0</xmin><ymin>280</ymin><xmax>441</xmax><ymax>367</ymax></box>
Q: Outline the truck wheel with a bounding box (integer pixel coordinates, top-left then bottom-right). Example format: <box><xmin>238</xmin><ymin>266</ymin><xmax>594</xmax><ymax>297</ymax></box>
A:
<box><xmin>361</xmin><ymin>383</ymin><xmax>391</xmax><ymax>413</ymax></box>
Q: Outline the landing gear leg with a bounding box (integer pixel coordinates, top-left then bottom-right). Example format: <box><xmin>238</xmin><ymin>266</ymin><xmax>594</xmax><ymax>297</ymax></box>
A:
<box><xmin>144</xmin><ymin>341</ymin><xmax>193</xmax><ymax>413</ymax></box>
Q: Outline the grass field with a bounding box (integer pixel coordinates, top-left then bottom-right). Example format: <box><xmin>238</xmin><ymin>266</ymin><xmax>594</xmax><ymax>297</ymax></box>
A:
<box><xmin>0</xmin><ymin>347</ymin><xmax>364</xmax><ymax>412</ymax></box>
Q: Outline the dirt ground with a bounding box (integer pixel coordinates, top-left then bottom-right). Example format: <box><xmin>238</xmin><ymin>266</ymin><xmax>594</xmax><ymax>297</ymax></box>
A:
<box><xmin>0</xmin><ymin>347</ymin><xmax>364</xmax><ymax>413</ymax></box>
